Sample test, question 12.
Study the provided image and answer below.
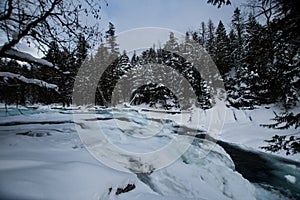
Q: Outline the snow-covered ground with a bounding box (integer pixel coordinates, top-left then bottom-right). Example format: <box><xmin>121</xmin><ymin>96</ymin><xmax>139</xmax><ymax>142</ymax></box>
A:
<box><xmin>0</xmin><ymin>104</ymin><xmax>299</xmax><ymax>199</ymax></box>
<box><xmin>138</xmin><ymin>104</ymin><xmax>300</xmax><ymax>161</ymax></box>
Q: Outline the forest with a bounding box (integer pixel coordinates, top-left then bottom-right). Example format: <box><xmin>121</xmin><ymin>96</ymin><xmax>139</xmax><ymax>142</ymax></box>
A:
<box><xmin>0</xmin><ymin>0</ymin><xmax>299</xmax><ymax>151</ymax></box>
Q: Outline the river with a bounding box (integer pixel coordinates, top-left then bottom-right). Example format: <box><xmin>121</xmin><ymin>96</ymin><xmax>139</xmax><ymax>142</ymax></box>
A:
<box><xmin>217</xmin><ymin>141</ymin><xmax>300</xmax><ymax>199</ymax></box>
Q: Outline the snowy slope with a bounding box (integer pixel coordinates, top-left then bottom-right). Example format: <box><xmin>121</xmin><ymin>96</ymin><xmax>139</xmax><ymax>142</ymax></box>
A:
<box><xmin>0</xmin><ymin>108</ymin><xmax>258</xmax><ymax>200</ymax></box>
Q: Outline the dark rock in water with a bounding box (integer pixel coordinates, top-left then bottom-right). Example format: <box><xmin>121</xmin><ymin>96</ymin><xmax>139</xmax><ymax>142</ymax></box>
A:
<box><xmin>108</xmin><ymin>187</ymin><xmax>112</xmax><ymax>195</ymax></box>
<box><xmin>16</xmin><ymin>131</ymin><xmax>51</xmax><ymax>137</ymax></box>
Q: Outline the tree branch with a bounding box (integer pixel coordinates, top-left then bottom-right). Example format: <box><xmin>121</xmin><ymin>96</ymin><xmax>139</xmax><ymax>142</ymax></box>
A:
<box><xmin>0</xmin><ymin>0</ymin><xmax>62</xmax><ymax>56</ymax></box>
<box><xmin>0</xmin><ymin>0</ymin><xmax>13</xmax><ymax>21</ymax></box>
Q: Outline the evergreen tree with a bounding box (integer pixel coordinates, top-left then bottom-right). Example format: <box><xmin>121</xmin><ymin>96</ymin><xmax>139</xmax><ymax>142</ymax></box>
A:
<box><xmin>164</xmin><ymin>32</ymin><xmax>179</xmax><ymax>53</ymax></box>
<box><xmin>75</xmin><ymin>34</ymin><xmax>89</xmax><ymax>67</ymax></box>
<box><xmin>181</xmin><ymin>34</ymin><xmax>211</xmax><ymax>109</ymax></box>
<box><xmin>269</xmin><ymin>0</ymin><xmax>300</xmax><ymax>108</ymax></box>
<box><xmin>44</xmin><ymin>41</ymin><xmax>67</xmax><ymax>104</ymax></box>
<box><xmin>200</xmin><ymin>22</ymin><xmax>206</xmax><ymax>46</ymax></box>
<box><xmin>96</xmin><ymin>22</ymin><xmax>120</xmax><ymax>106</ymax></box>
<box><xmin>112</xmin><ymin>50</ymin><xmax>131</xmax><ymax>105</ymax></box>
<box><xmin>130</xmin><ymin>51</ymin><xmax>139</xmax><ymax>66</ymax></box>
<box><xmin>227</xmin><ymin>7</ymin><xmax>255</xmax><ymax>108</ymax></box>
<box><xmin>59</xmin><ymin>47</ymin><xmax>76</xmax><ymax>107</ymax></box>
<box><xmin>192</xmin><ymin>32</ymin><xmax>200</xmax><ymax>44</ymax></box>
<box><xmin>215</xmin><ymin>20</ymin><xmax>231</xmax><ymax>76</ymax></box>
<box><xmin>105</xmin><ymin>22</ymin><xmax>119</xmax><ymax>58</ymax></box>
<box><xmin>206</xmin><ymin>19</ymin><xmax>216</xmax><ymax>58</ymax></box>
<box><xmin>164</xmin><ymin>32</ymin><xmax>181</xmax><ymax>97</ymax></box>
<box><xmin>231</xmin><ymin>7</ymin><xmax>245</xmax><ymax>67</ymax></box>
<box><xmin>243</xmin><ymin>13</ymin><xmax>271</xmax><ymax>105</ymax></box>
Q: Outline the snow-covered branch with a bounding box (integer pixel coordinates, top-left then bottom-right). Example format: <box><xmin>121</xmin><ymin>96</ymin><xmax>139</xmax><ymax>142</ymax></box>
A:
<box><xmin>0</xmin><ymin>72</ymin><xmax>59</xmax><ymax>92</ymax></box>
<box><xmin>0</xmin><ymin>47</ymin><xmax>53</xmax><ymax>67</ymax></box>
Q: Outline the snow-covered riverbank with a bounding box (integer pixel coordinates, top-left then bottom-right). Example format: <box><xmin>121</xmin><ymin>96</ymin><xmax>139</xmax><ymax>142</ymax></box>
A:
<box><xmin>0</xmin><ymin>105</ymin><xmax>299</xmax><ymax>199</ymax></box>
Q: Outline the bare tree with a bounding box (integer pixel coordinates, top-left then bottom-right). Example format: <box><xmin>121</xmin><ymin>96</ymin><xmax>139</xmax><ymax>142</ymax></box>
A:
<box><xmin>0</xmin><ymin>0</ymin><xmax>104</xmax><ymax>64</ymax></box>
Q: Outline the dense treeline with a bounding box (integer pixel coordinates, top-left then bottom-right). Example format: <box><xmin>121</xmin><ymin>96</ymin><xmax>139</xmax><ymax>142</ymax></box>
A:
<box><xmin>79</xmin><ymin>4</ymin><xmax>299</xmax><ymax>111</ymax></box>
<box><xmin>0</xmin><ymin>0</ymin><xmax>299</xmax><ymax>154</ymax></box>
<box><xmin>0</xmin><ymin>0</ymin><xmax>299</xmax><ymax>113</ymax></box>
<box><xmin>0</xmin><ymin>33</ymin><xmax>89</xmax><ymax>106</ymax></box>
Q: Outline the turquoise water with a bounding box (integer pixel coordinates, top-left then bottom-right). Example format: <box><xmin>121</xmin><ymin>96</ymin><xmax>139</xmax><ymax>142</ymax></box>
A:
<box><xmin>218</xmin><ymin>141</ymin><xmax>300</xmax><ymax>199</ymax></box>
<box><xmin>0</xmin><ymin>108</ymin><xmax>50</xmax><ymax>117</ymax></box>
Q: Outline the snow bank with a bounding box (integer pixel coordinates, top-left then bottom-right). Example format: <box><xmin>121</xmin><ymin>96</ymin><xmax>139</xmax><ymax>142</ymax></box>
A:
<box><xmin>139</xmin><ymin>104</ymin><xmax>300</xmax><ymax>161</ymax></box>
<box><xmin>0</xmin><ymin>109</ymin><xmax>257</xmax><ymax>200</ymax></box>
<box><xmin>145</xmin><ymin>140</ymin><xmax>255</xmax><ymax>200</ymax></box>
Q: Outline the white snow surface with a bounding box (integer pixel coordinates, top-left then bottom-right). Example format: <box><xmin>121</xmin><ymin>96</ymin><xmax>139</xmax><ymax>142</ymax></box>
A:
<box><xmin>137</xmin><ymin>104</ymin><xmax>300</xmax><ymax>161</ymax></box>
<box><xmin>285</xmin><ymin>175</ymin><xmax>296</xmax><ymax>184</ymax></box>
<box><xmin>0</xmin><ymin>104</ymin><xmax>299</xmax><ymax>199</ymax></box>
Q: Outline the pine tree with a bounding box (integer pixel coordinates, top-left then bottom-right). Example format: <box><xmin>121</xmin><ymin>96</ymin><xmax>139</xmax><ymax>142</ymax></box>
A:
<box><xmin>75</xmin><ymin>34</ymin><xmax>89</xmax><ymax>67</ymax></box>
<box><xmin>68</xmin><ymin>35</ymin><xmax>90</xmax><ymax>105</ymax></box>
<box><xmin>60</xmin><ymin>47</ymin><xmax>76</xmax><ymax>107</ymax></box>
<box><xmin>105</xmin><ymin>22</ymin><xmax>119</xmax><ymax>59</ymax></box>
<box><xmin>206</xmin><ymin>19</ymin><xmax>216</xmax><ymax>58</ymax></box>
<box><xmin>227</xmin><ymin>7</ymin><xmax>255</xmax><ymax>108</ymax></box>
<box><xmin>74</xmin><ymin>54</ymin><xmax>95</xmax><ymax>105</ymax></box>
<box><xmin>200</xmin><ymin>22</ymin><xmax>206</xmax><ymax>46</ymax></box>
<box><xmin>130</xmin><ymin>51</ymin><xmax>139</xmax><ymax>66</ymax></box>
<box><xmin>231</xmin><ymin>8</ymin><xmax>245</xmax><ymax>67</ymax></box>
<box><xmin>269</xmin><ymin>0</ymin><xmax>300</xmax><ymax>108</ymax></box>
<box><xmin>181</xmin><ymin>33</ymin><xmax>211</xmax><ymax>109</ymax></box>
<box><xmin>112</xmin><ymin>50</ymin><xmax>131</xmax><ymax>105</ymax></box>
<box><xmin>243</xmin><ymin>13</ymin><xmax>272</xmax><ymax>105</ymax></box>
<box><xmin>257</xmin><ymin>0</ymin><xmax>300</xmax><ymax>155</ymax></box>
<box><xmin>44</xmin><ymin>41</ymin><xmax>69</xmax><ymax>105</ymax></box>
<box><xmin>192</xmin><ymin>32</ymin><xmax>200</xmax><ymax>44</ymax></box>
<box><xmin>215</xmin><ymin>20</ymin><xmax>231</xmax><ymax>76</ymax></box>
<box><xmin>94</xmin><ymin>23</ymin><xmax>121</xmax><ymax>106</ymax></box>
<box><xmin>164</xmin><ymin>32</ymin><xmax>181</xmax><ymax>100</ymax></box>
<box><xmin>164</xmin><ymin>32</ymin><xmax>179</xmax><ymax>53</ymax></box>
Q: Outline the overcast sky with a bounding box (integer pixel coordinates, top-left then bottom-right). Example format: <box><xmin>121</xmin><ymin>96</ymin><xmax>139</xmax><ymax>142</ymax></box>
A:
<box><xmin>101</xmin><ymin>0</ymin><xmax>246</xmax><ymax>34</ymax></box>
<box><xmin>13</xmin><ymin>0</ymin><xmax>247</xmax><ymax>57</ymax></box>
<box><xmin>97</xmin><ymin>0</ymin><xmax>246</xmax><ymax>53</ymax></box>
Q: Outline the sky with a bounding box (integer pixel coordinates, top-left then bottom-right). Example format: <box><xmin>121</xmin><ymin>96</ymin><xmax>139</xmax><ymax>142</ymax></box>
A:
<box><xmin>101</xmin><ymin>0</ymin><xmax>246</xmax><ymax>34</ymax></box>
<box><xmin>3</xmin><ymin>0</ymin><xmax>247</xmax><ymax>58</ymax></box>
<box><xmin>98</xmin><ymin>0</ymin><xmax>246</xmax><ymax>53</ymax></box>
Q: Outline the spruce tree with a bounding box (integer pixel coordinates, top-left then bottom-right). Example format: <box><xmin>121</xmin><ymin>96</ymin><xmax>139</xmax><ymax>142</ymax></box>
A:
<box><xmin>206</xmin><ymin>19</ymin><xmax>216</xmax><ymax>59</ymax></box>
<box><xmin>227</xmin><ymin>8</ymin><xmax>254</xmax><ymax>108</ymax></box>
<box><xmin>164</xmin><ymin>32</ymin><xmax>179</xmax><ymax>53</ymax></box>
<box><xmin>200</xmin><ymin>22</ymin><xmax>206</xmax><ymax>46</ymax></box>
<box><xmin>231</xmin><ymin>8</ymin><xmax>245</xmax><ymax>67</ymax></box>
<box><xmin>215</xmin><ymin>20</ymin><xmax>231</xmax><ymax>76</ymax></box>
<box><xmin>75</xmin><ymin>34</ymin><xmax>89</xmax><ymax>67</ymax></box>
<box><xmin>97</xmin><ymin>23</ymin><xmax>120</xmax><ymax>106</ymax></box>
<box><xmin>105</xmin><ymin>22</ymin><xmax>119</xmax><ymax>58</ymax></box>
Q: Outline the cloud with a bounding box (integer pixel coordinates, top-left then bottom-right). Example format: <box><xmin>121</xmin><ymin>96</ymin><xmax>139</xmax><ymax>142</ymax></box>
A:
<box><xmin>117</xmin><ymin>27</ymin><xmax>185</xmax><ymax>52</ymax></box>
